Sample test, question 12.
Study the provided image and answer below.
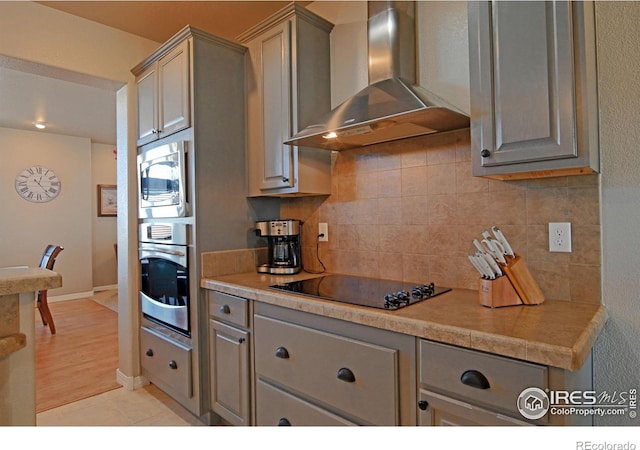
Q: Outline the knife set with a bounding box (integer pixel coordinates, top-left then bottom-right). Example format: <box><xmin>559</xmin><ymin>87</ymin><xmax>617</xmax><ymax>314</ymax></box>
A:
<box><xmin>468</xmin><ymin>226</ymin><xmax>545</xmax><ymax>308</ymax></box>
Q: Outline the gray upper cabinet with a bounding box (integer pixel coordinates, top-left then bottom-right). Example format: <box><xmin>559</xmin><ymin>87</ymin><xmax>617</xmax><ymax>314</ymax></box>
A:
<box><xmin>135</xmin><ymin>39</ymin><xmax>190</xmax><ymax>147</ymax></box>
<box><xmin>468</xmin><ymin>1</ymin><xmax>599</xmax><ymax>180</ymax></box>
<box><xmin>240</xmin><ymin>4</ymin><xmax>333</xmax><ymax>196</ymax></box>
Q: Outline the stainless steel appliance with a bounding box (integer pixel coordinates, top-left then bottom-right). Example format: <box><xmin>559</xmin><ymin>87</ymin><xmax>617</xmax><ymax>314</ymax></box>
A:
<box><xmin>137</xmin><ymin>140</ymin><xmax>189</xmax><ymax>218</ymax></box>
<box><xmin>284</xmin><ymin>1</ymin><xmax>469</xmax><ymax>151</ymax></box>
<box><xmin>139</xmin><ymin>222</ymin><xmax>190</xmax><ymax>336</ymax></box>
<box><xmin>269</xmin><ymin>274</ymin><xmax>451</xmax><ymax>310</ymax></box>
<box><xmin>255</xmin><ymin>220</ymin><xmax>301</xmax><ymax>274</ymax></box>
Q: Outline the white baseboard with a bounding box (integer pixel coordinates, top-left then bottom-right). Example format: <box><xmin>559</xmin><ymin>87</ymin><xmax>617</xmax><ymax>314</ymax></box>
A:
<box><xmin>116</xmin><ymin>369</ymin><xmax>149</xmax><ymax>391</ymax></box>
<box><xmin>47</xmin><ymin>285</ymin><xmax>117</xmax><ymax>303</ymax></box>
<box><xmin>48</xmin><ymin>290</ymin><xmax>95</xmax><ymax>303</ymax></box>
<box><xmin>95</xmin><ymin>284</ymin><xmax>118</xmax><ymax>292</ymax></box>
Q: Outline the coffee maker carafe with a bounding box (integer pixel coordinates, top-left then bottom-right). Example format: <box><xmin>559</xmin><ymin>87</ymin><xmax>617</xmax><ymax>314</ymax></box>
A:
<box><xmin>255</xmin><ymin>220</ymin><xmax>301</xmax><ymax>274</ymax></box>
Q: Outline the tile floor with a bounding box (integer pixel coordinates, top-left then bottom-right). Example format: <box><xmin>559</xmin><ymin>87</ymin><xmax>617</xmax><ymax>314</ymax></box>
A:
<box><xmin>36</xmin><ymin>384</ymin><xmax>204</xmax><ymax>426</ymax></box>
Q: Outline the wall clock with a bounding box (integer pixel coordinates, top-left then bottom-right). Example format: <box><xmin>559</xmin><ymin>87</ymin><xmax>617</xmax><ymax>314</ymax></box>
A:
<box><xmin>14</xmin><ymin>165</ymin><xmax>61</xmax><ymax>203</ymax></box>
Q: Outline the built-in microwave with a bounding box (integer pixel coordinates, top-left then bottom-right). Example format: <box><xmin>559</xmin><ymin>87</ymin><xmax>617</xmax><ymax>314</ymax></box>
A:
<box><xmin>137</xmin><ymin>140</ymin><xmax>189</xmax><ymax>218</ymax></box>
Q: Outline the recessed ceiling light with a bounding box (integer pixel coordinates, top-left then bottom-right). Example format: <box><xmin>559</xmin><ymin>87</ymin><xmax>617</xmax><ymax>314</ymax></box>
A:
<box><xmin>34</xmin><ymin>121</ymin><xmax>47</xmax><ymax>129</ymax></box>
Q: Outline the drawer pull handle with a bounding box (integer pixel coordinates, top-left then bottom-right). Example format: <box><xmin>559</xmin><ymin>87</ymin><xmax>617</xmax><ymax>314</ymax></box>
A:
<box><xmin>220</xmin><ymin>304</ymin><xmax>231</xmax><ymax>314</ymax></box>
<box><xmin>278</xmin><ymin>418</ymin><xmax>291</xmax><ymax>426</ymax></box>
<box><xmin>418</xmin><ymin>400</ymin><xmax>429</xmax><ymax>411</ymax></box>
<box><xmin>275</xmin><ymin>347</ymin><xmax>290</xmax><ymax>359</ymax></box>
<box><xmin>145</xmin><ymin>348</ymin><xmax>154</xmax><ymax>357</ymax></box>
<box><xmin>460</xmin><ymin>370</ymin><xmax>490</xmax><ymax>389</ymax></box>
<box><xmin>337</xmin><ymin>367</ymin><xmax>356</xmax><ymax>383</ymax></box>
<box><xmin>169</xmin><ymin>360</ymin><xmax>178</xmax><ymax>370</ymax></box>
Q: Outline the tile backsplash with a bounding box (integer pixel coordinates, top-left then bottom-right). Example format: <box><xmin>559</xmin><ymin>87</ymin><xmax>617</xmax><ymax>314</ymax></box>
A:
<box><xmin>281</xmin><ymin>129</ymin><xmax>601</xmax><ymax>304</ymax></box>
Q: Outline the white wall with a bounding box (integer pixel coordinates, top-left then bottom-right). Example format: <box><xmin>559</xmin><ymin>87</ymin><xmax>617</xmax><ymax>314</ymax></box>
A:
<box><xmin>307</xmin><ymin>1</ymin><xmax>368</xmax><ymax>108</ymax></box>
<box><xmin>417</xmin><ymin>1</ymin><xmax>470</xmax><ymax>114</ymax></box>
<box><xmin>92</xmin><ymin>143</ymin><xmax>118</xmax><ymax>289</ymax></box>
<box><xmin>594</xmin><ymin>2</ymin><xmax>640</xmax><ymax>426</ymax></box>
<box><xmin>0</xmin><ymin>1</ymin><xmax>160</xmax><ymax>82</ymax></box>
<box><xmin>0</xmin><ymin>2</ymin><xmax>159</xmax><ymax>298</ymax></box>
<box><xmin>0</xmin><ymin>127</ymin><xmax>93</xmax><ymax>297</ymax></box>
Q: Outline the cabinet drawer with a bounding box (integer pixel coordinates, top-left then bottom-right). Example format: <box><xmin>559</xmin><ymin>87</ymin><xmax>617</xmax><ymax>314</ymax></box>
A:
<box><xmin>256</xmin><ymin>379</ymin><xmax>356</xmax><ymax>426</ymax></box>
<box><xmin>419</xmin><ymin>340</ymin><xmax>547</xmax><ymax>419</ymax></box>
<box><xmin>140</xmin><ymin>327</ymin><xmax>192</xmax><ymax>398</ymax></box>
<box><xmin>254</xmin><ymin>315</ymin><xmax>398</xmax><ymax>425</ymax></box>
<box><xmin>418</xmin><ymin>390</ymin><xmax>530</xmax><ymax>426</ymax></box>
<box><xmin>210</xmin><ymin>291</ymin><xmax>248</xmax><ymax>328</ymax></box>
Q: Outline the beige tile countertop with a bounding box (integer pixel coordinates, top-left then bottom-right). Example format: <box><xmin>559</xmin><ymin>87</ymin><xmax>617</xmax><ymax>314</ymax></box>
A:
<box><xmin>202</xmin><ymin>272</ymin><xmax>607</xmax><ymax>372</ymax></box>
<box><xmin>0</xmin><ymin>266</ymin><xmax>62</xmax><ymax>297</ymax></box>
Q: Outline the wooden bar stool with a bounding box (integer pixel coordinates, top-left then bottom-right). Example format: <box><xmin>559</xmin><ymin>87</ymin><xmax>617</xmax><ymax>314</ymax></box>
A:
<box><xmin>37</xmin><ymin>245</ymin><xmax>64</xmax><ymax>335</ymax></box>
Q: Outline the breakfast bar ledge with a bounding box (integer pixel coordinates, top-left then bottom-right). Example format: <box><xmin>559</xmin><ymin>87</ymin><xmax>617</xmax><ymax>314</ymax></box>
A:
<box><xmin>0</xmin><ymin>266</ymin><xmax>62</xmax><ymax>425</ymax></box>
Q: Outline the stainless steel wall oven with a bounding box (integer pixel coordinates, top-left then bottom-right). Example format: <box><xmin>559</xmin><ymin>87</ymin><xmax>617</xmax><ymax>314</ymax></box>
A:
<box><xmin>139</xmin><ymin>223</ymin><xmax>190</xmax><ymax>336</ymax></box>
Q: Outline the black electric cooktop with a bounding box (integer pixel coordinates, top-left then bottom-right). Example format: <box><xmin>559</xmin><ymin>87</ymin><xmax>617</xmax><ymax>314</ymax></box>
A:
<box><xmin>269</xmin><ymin>274</ymin><xmax>451</xmax><ymax>310</ymax></box>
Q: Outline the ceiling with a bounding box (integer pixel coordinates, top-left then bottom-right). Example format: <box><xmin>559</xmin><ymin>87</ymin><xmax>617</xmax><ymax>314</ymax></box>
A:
<box><xmin>1</xmin><ymin>1</ymin><xmax>310</xmax><ymax>144</ymax></box>
<box><xmin>37</xmin><ymin>1</ymin><xmax>310</xmax><ymax>43</ymax></box>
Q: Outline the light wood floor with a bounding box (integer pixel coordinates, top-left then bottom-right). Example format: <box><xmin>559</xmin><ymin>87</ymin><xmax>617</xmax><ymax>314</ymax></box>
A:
<box><xmin>35</xmin><ymin>298</ymin><xmax>120</xmax><ymax>412</ymax></box>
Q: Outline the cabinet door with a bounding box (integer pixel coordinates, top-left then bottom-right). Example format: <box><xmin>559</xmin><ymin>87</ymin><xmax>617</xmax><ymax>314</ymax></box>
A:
<box><xmin>209</xmin><ymin>320</ymin><xmax>250</xmax><ymax>426</ymax></box>
<box><xmin>469</xmin><ymin>1</ymin><xmax>581</xmax><ymax>175</ymax></box>
<box><xmin>257</xmin><ymin>20</ymin><xmax>294</xmax><ymax>191</ymax></box>
<box><xmin>158</xmin><ymin>40</ymin><xmax>191</xmax><ymax>140</ymax></box>
<box><xmin>136</xmin><ymin>64</ymin><xmax>158</xmax><ymax>146</ymax></box>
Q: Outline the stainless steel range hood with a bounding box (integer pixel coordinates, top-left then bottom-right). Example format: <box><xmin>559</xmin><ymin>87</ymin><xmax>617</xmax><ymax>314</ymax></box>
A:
<box><xmin>284</xmin><ymin>1</ymin><xmax>469</xmax><ymax>151</ymax></box>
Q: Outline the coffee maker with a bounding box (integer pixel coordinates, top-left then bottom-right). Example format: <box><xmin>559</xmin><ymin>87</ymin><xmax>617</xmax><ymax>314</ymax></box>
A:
<box><xmin>255</xmin><ymin>220</ymin><xmax>301</xmax><ymax>274</ymax></box>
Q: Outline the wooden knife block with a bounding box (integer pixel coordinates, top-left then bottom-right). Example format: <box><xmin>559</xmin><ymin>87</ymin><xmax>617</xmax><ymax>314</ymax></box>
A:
<box><xmin>501</xmin><ymin>254</ymin><xmax>545</xmax><ymax>305</ymax></box>
<box><xmin>478</xmin><ymin>276</ymin><xmax>522</xmax><ymax>308</ymax></box>
<box><xmin>478</xmin><ymin>254</ymin><xmax>545</xmax><ymax>307</ymax></box>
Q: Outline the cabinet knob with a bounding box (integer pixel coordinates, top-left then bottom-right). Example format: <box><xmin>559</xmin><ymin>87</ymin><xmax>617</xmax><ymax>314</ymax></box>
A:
<box><xmin>168</xmin><ymin>360</ymin><xmax>178</xmax><ymax>370</ymax></box>
<box><xmin>219</xmin><ymin>304</ymin><xmax>231</xmax><ymax>314</ymax></box>
<box><xmin>145</xmin><ymin>348</ymin><xmax>154</xmax><ymax>357</ymax></box>
<box><xmin>278</xmin><ymin>418</ymin><xmax>291</xmax><ymax>426</ymax></box>
<box><xmin>460</xmin><ymin>369</ymin><xmax>490</xmax><ymax>389</ymax></box>
<box><xmin>480</xmin><ymin>148</ymin><xmax>491</xmax><ymax>158</ymax></box>
<box><xmin>337</xmin><ymin>367</ymin><xmax>356</xmax><ymax>383</ymax></box>
<box><xmin>418</xmin><ymin>400</ymin><xmax>429</xmax><ymax>411</ymax></box>
<box><xmin>282</xmin><ymin>176</ymin><xmax>289</xmax><ymax>183</ymax></box>
<box><xmin>238</xmin><ymin>337</ymin><xmax>245</xmax><ymax>344</ymax></box>
<box><xmin>275</xmin><ymin>346</ymin><xmax>290</xmax><ymax>359</ymax></box>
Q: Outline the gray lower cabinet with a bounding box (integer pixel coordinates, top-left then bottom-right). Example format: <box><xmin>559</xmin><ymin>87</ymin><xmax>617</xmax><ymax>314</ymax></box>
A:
<box><xmin>256</xmin><ymin>379</ymin><xmax>356</xmax><ymax>426</ymax></box>
<box><xmin>140</xmin><ymin>326</ymin><xmax>193</xmax><ymax>400</ymax></box>
<box><xmin>468</xmin><ymin>1</ymin><xmax>599</xmax><ymax>180</ymax></box>
<box><xmin>418</xmin><ymin>390</ymin><xmax>529</xmax><ymax>426</ymax></box>
<box><xmin>253</xmin><ymin>303</ymin><xmax>416</xmax><ymax>426</ymax></box>
<box><xmin>208</xmin><ymin>291</ymin><xmax>251</xmax><ymax>426</ymax></box>
<box><xmin>417</xmin><ymin>339</ymin><xmax>593</xmax><ymax>426</ymax></box>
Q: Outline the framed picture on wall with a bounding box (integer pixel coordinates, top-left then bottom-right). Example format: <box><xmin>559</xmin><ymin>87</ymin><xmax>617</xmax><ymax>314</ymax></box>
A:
<box><xmin>97</xmin><ymin>184</ymin><xmax>117</xmax><ymax>217</ymax></box>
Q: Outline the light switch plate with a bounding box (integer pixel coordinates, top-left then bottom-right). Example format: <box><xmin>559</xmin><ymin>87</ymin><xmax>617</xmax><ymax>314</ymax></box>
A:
<box><xmin>318</xmin><ymin>223</ymin><xmax>328</xmax><ymax>242</ymax></box>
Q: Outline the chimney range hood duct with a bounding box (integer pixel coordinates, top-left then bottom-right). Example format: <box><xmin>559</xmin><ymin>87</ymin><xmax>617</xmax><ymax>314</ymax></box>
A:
<box><xmin>284</xmin><ymin>1</ymin><xmax>469</xmax><ymax>151</ymax></box>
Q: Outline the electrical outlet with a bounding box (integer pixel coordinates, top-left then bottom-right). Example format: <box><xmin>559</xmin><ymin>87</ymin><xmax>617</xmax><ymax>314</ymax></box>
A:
<box><xmin>318</xmin><ymin>223</ymin><xmax>328</xmax><ymax>242</ymax></box>
<box><xmin>549</xmin><ymin>222</ymin><xmax>572</xmax><ymax>252</ymax></box>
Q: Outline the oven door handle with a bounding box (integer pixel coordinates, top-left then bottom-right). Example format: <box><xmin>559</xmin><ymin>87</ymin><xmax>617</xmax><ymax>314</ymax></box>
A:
<box><xmin>139</xmin><ymin>246</ymin><xmax>186</xmax><ymax>257</ymax></box>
